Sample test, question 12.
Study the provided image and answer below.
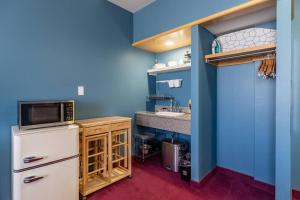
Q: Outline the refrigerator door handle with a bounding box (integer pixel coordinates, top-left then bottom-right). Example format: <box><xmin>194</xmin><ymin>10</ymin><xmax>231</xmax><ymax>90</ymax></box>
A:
<box><xmin>23</xmin><ymin>156</ymin><xmax>45</xmax><ymax>163</ymax></box>
<box><xmin>23</xmin><ymin>176</ymin><xmax>44</xmax><ymax>184</ymax></box>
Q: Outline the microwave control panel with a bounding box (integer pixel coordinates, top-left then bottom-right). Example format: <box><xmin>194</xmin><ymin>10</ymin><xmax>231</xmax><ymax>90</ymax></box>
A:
<box><xmin>64</xmin><ymin>102</ymin><xmax>74</xmax><ymax>121</ymax></box>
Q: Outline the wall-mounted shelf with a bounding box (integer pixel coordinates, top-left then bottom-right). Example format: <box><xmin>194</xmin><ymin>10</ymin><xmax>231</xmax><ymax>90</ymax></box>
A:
<box><xmin>148</xmin><ymin>95</ymin><xmax>174</xmax><ymax>101</ymax></box>
<box><xmin>148</xmin><ymin>64</ymin><xmax>191</xmax><ymax>76</ymax></box>
<box><xmin>132</xmin><ymin>0</ymin><xmax>275</xmax><ymax>53</ymax></box>
<box><xmin>204</xmin><ymin>44</ymin><xmax>276</xmax><ymax>67</ymax></box>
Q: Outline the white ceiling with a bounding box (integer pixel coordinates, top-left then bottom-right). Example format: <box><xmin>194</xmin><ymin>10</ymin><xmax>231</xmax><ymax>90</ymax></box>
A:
<box><xmin>108</xmin><ymin>0</ymin><xmax>156</xmax><ymax>13</ymax></box>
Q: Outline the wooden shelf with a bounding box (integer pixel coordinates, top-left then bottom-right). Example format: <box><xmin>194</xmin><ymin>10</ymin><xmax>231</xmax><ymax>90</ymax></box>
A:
<box><xmin>132</xmin><ymin>0</ymin><xmax>275</xmax><ymax>53</ymax></box>
<box><xmin>111</xmin><ymin>166</ymin><xmax>129</xmax><ymax>182</ymax></box>
<box><xmin>147</xmin><ymin>64</ymin><xmax>191</xmax><ymax>76</ymax></box>
<box><xmin>204</xmin><ymin>44</ymin><xmax>276</xmax><ymax>67</ymax></box>
<box><xmin>80</xmin><ymin>176</ymin><xmax>109</xmax><ymax>195</ymax></box>
<box><xmin>79</xmin><ymin>167</ymin><xmax>130</xmax><ymax>195</ymax></box>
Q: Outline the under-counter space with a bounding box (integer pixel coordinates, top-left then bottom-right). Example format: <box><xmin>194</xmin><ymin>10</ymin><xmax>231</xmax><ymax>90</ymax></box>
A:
<box><xmin>135</xmin><ymin>111</ymin><xmax>191</xmax><ymax>135</ymax></box>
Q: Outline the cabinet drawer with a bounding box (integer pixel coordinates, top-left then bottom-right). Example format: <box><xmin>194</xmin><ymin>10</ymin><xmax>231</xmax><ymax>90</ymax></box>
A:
<box><xmin>84</xmin><ymin>125</ymin><xmax>109</xmax><ymax>136</ymax></box>
<box><xmin>111</xmin><ymin>122</ymin><xmax>130</xmax><ymax>131</ymax></box>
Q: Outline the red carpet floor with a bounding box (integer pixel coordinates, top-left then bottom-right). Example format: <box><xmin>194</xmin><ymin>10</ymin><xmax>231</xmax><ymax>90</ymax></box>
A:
<box><xmin>88</xmin><ymin>159</ymin><xmax>274</xmax><ymax>200</ymax></box>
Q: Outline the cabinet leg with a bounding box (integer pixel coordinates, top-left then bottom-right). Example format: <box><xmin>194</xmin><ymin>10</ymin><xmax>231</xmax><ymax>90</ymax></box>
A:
<box><xmin>80</xmin><ymin>194</ymin><xmax>87</xmax><ymax>200</ymax></box>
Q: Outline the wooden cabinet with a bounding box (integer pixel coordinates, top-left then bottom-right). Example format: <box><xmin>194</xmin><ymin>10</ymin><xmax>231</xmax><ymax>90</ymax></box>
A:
<box><xmin>76</xmin><ymin>117</ymin><xmax>132</xmax><ymax>198</ymax></box>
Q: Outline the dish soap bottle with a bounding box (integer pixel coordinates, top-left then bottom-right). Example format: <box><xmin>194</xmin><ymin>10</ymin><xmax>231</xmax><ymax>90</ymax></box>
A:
<box><xmin>212</xmin><ymin>39</ymin><xmax>222</xmax><ymax>54</ymax></box>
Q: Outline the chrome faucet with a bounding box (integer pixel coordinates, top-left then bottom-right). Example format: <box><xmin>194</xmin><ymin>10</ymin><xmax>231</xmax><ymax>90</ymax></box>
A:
<box><xmin>170</xmin><ymin>99</ymin><xmax>175</xmax><ymax>112</ymax></box>
<box><xmin>188</xmin><ymin>99</ymin><xmax>191</xmax><ymax>113</ymax></box>
<box><xmin>170</xmin><ymin>99</ymin><xmax>180</xmax><ymax>112</ymax></box>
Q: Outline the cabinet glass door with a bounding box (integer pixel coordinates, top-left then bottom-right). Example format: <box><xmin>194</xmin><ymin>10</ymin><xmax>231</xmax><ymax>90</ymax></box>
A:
<box><xmin>81</xmin><ymin>133</ymin><xmax>108</xmax><ymax>193</ymax></box>
<box><xmin>110</xmin><ymin>129</ymin><xmax>129</xmax><ymax>182</ymax></box>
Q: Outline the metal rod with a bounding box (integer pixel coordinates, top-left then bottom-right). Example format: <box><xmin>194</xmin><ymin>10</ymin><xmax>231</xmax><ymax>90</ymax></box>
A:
<box><xmin>208</xmin><ymin>50</ymin><xmax>276</xmax><ymax>62</ymax></box>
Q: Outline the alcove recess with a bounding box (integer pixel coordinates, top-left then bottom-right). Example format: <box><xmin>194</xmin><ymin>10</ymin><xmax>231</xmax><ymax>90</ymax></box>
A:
<box><xmin>132</xmin><ymin>0</ymin><xmax>276</xmax><ymax>58</ymax></box>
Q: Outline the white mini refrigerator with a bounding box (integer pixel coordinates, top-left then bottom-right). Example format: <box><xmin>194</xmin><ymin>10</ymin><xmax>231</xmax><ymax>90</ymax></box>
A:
<box><xmin>12</xmin><ymin>125</ymin><xmax>79</xmax><ymax>200</ymax></box>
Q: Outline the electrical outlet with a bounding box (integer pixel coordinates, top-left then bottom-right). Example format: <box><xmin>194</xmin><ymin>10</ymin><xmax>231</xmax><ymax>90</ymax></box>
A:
<box><xmin>78</xmin><ymin>86</ymin><xmax>84</xmax><ymax>96</ymax></box>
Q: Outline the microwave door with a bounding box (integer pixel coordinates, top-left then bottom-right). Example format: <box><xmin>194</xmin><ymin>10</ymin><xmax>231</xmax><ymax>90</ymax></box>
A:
<box><xmin>29</xmin><ymin>103</ymin><xmax>61</xmax><ymax>124</ymax></box>
<box><xmin>20</xmin><ymin>103</ymin><xmax>62</xmax><ymax>129</ymax></box>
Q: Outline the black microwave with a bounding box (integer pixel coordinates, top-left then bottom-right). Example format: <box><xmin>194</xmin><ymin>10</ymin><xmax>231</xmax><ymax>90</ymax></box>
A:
<box><xmin>18</xmin><ymin>100</ymin><xmax>74</xmax><ymax>130</ymax></box>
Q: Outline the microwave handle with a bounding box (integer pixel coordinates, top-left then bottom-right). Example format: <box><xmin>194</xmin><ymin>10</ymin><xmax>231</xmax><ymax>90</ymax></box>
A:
<box><xmin>61</xmin><ymin>103</ymin><xmax>64</xmax><ymax>122</ymax></box>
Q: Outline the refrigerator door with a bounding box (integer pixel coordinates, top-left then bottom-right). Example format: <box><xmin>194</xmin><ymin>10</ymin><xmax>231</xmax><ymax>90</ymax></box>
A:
<box><xmin>13</xmin><ymin>157</ymin><xmax>79</xmax><ymax>200</ymax></box>
<box><xmin>12</xmin><ymin>125</ymin><xmax>78</xmax><ymax>171</ymax></box>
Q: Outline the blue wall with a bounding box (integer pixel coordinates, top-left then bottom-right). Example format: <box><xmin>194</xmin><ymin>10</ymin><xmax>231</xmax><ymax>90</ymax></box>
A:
<box><xmin>217</xmin><ymin>62</ymin><xmax>275</xmax><ymax>185</ymax></box>
<box><xmin>254</xmin><ymin>60</ymin><xmax>276</xmax><ymax>185</ymax></box>
<box><xmin>191</xmin><ymin>26</ymin><xmax>217</xmax><ymax>182</ymax></box>
<box><xmin>217</xmin><ymin>64</ymin><xmax>255</xmax><ymax>176</ymax></box>
<box><xmin>217</xmin><ymin>22</ymin><xmax>276</xmax><ymax>185</ymax></box>
<box><xmin>133</xmin><ymin>0</ymin><xmax>247</xmax><ymax>42</ymax></box>
<box><xmin>191</xmin><ymin>26</ymin><xmax>201</xmax><ymax>182</ymax></box>
<box><xmin>155</xmin><ymin>46</ymin><xmax>191</xmax><ymax>107</ymax></box>
<box><xmin>276</xmin><ymin>0</ymin><xmax>292</xmax><ymax>199</ymax></box>
<box><xmin>292</xmin><ymin>0</ymin><xmax>300</xmax><ymax>191</ymax></box>
<box><xmin>0</xmin><ymin>1</ymin><xmax>154</xmax><ymax>199</ymax></box>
